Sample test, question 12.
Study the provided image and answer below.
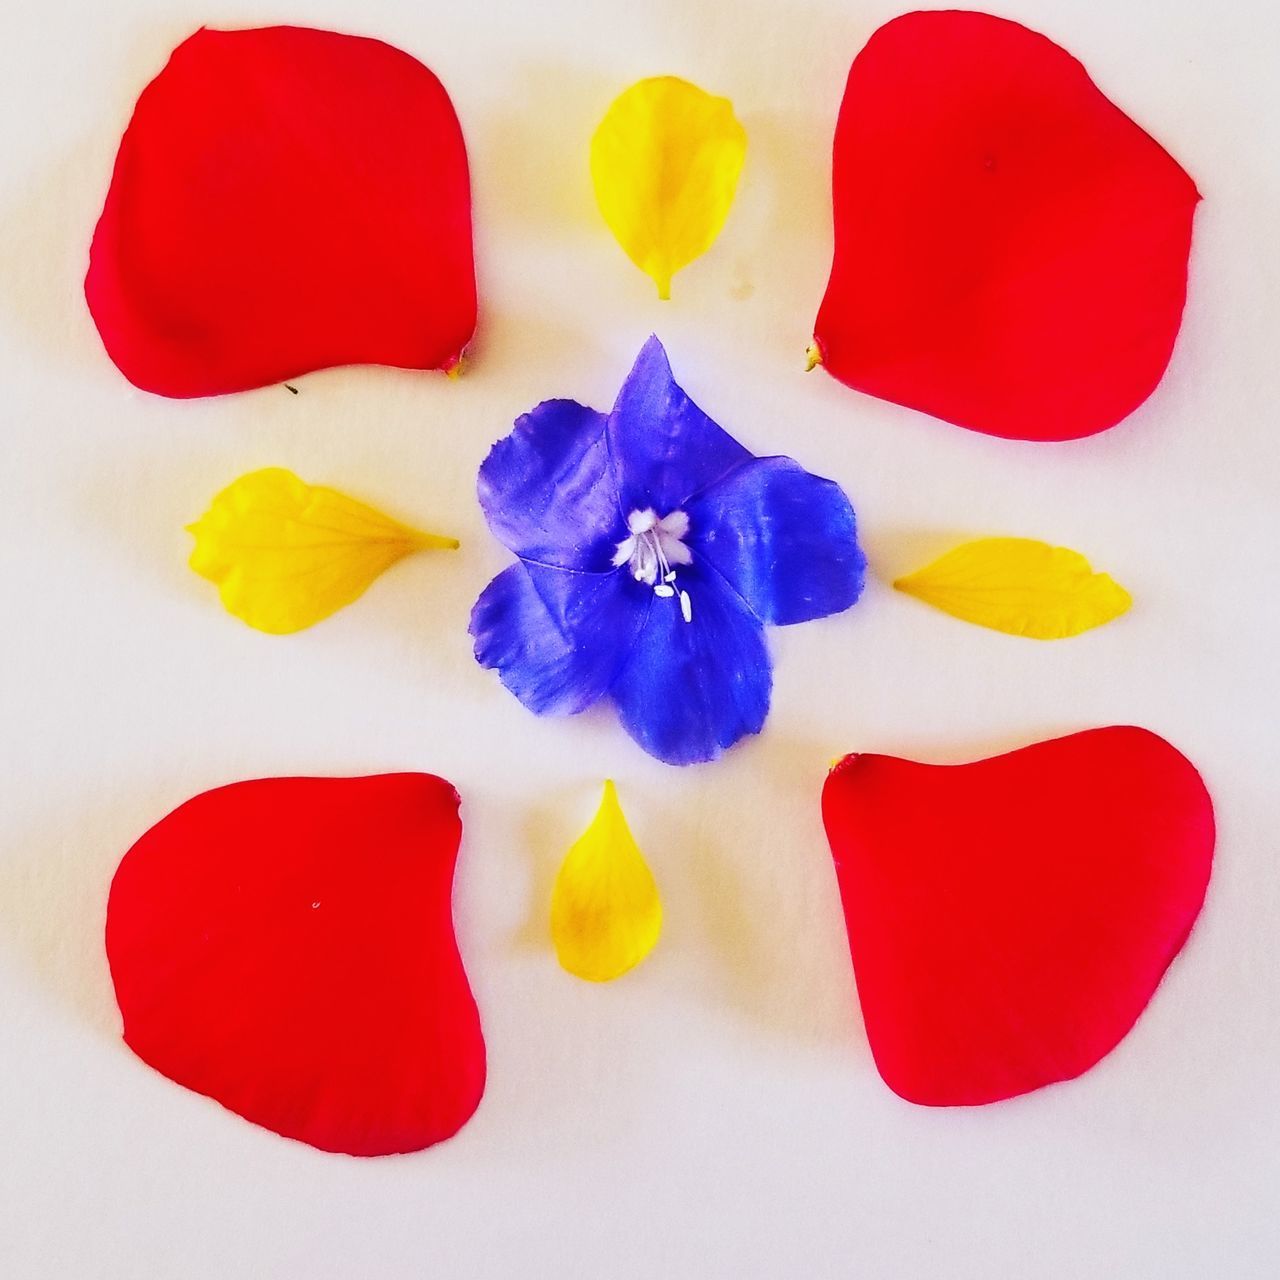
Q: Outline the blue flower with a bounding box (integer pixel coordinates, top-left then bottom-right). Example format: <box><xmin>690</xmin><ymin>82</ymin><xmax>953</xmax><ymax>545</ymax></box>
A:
<box><xmin>470</xmin><ymin>337</ymin><xmax>867</xmax><ymax>765</ymax></box>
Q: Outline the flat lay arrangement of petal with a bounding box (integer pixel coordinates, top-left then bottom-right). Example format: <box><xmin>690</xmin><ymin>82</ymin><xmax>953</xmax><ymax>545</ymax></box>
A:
<box><xmin>470</xmin><ymin>336</ymin><xmax>867</xmax><ymax>765</ymax></box>
<box><xmin>58</xmin><ymin>6</ymin><xmax>1222</xmax><ymax>1144</ymax></box>
<box><xmin>86</xmin><ymin>25</ymin><xmax>476</xmax><ymax>397</ymax></box>
<box><xmin>811</xmin><ymin>9</ymin><xmax>1199</xmax><ymax>441</ymax></box>
<box><xmin>551</xmin><ymin>781</ymin><xmax>662</xmax><ymax>982</ymax></box>
<box><xmin>591</xmin><ymin>76</ymin><xmax>746</xmax><ymax>298</ymax></box>
<box><xmin>188</xmin><ymin>468</ymin><xmax>457</xmax><ymax>634</ymax></box>
<box><xmin>106</xmin><ymin>774</ymin><xmax>485</xmax><ymax>1156</ymax></box>
<box><xmin>822</xmin><ymin>728</ymin><xmax>1214</xmax><ymax>1106</ymax></box>
<box><xmin>893</xmin><ymin>537</ymin><xmax>1132</xmax><ymax>638</ymax></box>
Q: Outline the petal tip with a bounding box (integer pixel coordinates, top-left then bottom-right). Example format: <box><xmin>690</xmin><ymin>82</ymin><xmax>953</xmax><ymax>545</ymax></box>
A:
<box><xmin>414</xmin><ymin>531</ymin><xmax>461</xmax><ymax>551</ymax></box>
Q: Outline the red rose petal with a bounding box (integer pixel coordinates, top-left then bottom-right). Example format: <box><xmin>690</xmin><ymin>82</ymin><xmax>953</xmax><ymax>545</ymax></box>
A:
<box><xmin>86</xmin><ymin>26</ymin><xmax>476</xmax><ymax>398</ymax></box>
<box><xmin>106</xmin><ymin>774</ymin><xmax>485</xmax><ymax>1155</ymax></box>
<box><xmin>813</xmin><ymin>10</ymin><xmax>1199</xmax><ymax>441</ymax></box>
<box><xmin>822</xmin><ymin>728</ymin><xmax>1214</xmax><ymax>1105</ymax></box>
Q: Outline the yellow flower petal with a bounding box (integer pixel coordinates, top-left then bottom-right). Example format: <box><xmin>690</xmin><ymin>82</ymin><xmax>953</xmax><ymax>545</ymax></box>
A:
<box><xmin>551</xmin><ymin>781</ymin><xmax>662</xmax><ymax>983</ymax></box>
<box><xmin>893</xmin><ymin>537</ymin><xmax>1132</xmax><ymax>639</ymax></box>
<box><xmin>188</xmin><ymin>467</ymin><xmax>457</xmax><ymax>634</ymax></box>
<box><xmin>590</xmin><ymin>76</ymin><xmax>746</xmax><ymax>299</ymax></box>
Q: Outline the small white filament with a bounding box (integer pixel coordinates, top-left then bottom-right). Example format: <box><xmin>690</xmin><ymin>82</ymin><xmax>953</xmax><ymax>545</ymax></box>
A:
<box><xmin>614</xmin><ymin>508</ymin><xmax>694</xmax><ymax>623</ymax></box>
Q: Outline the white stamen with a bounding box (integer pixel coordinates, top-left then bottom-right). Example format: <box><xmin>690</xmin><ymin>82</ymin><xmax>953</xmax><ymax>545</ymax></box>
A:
<box><xmin>657</xmin><ymin>509</ymin><xmax>689</xmax><ymax>540</ymax></box>
<box><xmin>615</xmin><ymin>507</ymin><xmax>694</xmax><ymax>622</ymax></box>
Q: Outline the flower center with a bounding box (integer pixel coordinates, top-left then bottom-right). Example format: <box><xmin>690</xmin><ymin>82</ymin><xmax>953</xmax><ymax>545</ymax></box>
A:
<box><xmin>613</xmin><ymin>508</ymin><xmax>694</xmax><ymax>622</ymax></box>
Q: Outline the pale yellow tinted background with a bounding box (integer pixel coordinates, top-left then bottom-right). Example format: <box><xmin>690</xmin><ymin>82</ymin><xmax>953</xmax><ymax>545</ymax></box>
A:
<box><xmin>0</xmin><ymin>0</ymin><xmax>1276</xmax><ymax>1275</ymax></box>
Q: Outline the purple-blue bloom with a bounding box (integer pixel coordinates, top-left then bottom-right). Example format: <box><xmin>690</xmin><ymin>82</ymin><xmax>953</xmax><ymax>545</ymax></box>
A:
<box><xmin>470</xmin><ymin>337</ymin><xmax>866</xmax><ymax>765</ymax></box>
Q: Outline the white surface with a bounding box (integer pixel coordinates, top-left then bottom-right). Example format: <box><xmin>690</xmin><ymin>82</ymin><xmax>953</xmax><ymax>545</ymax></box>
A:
<box><xmin>1</xmin><ymin>0</ymin><xmax>1278</xmax><ymax>1275</ymax></box>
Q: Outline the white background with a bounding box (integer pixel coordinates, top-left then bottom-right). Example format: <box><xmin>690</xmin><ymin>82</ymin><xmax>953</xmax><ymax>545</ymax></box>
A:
<box><xmin>1</xmin><ymin>0</ymin><xmax>1278</xmax><ymax>1275</ymax></box>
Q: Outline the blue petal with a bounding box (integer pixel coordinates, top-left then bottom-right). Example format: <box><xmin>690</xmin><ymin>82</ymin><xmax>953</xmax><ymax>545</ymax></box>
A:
<box><xmin>608</xmin><ymin>337</ymin><xmax>751</xmax><ymax>514</ymax></box>
<box><xmin>477</xmin><ymin>399</ymin><xmax>624</xmax><ymax>571</ymax></box>
<box><xmin>470</xmin><ymin>563</ymin><xmax>647</xmax><ymax>716</ymax></box>
<box><xmin>610</xmin><ymin>568</ymin><xmax>771</xmax><ymax>765</ymax></box>
<box><xmin>686</xmin><ymin>457</ymin><xmax>867</xmax><ymax>625</ymax></box>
